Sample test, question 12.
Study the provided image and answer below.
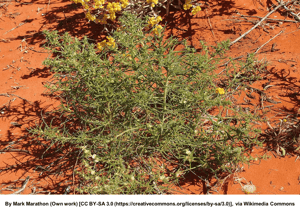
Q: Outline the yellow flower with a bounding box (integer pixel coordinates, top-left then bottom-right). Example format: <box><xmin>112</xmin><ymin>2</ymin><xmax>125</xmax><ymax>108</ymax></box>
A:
<box><xmin>94</xmin><ymin>0</ymin><xmax>105</xmax><ymax>8</ymax></box>
<box><xmin>283</xmin><ymin>119</ymin><xmax>287</xmax><ymax>122</ymax></box>
<box><xmin>94</xmin><ymin>5</ymin><xmax>104</xmax><ymax>9</ymax></box>
<box><xmin>97</xmin><ymin>45</ymin><xmax>103</xmax><ymax>51</ymax></box>
<box><xmin>183</xmin><ymin>3</ymin><xmax>192</xmax><ymax>10</ymax></box>
<box><xmin>82</xmin><ymin>2</ymin><xmax>89</xmax><ymax>10</ymax></box>
<box><xmin>123</xmin><ymin>54</ymin><xmax>132</xmax><ymax>59</ymax></box>
<box><xmin>109</xmin><ymin>12</ymin><xmax>116</xmax><ymax>20</ymax></box>
<box><xmin>106</xmin><ymin>2</ymin><xmax>121</xmax><ymax>17</ymax></box>
<box><xmin>216</xmin><ymin>88</ymin><xmax>225</xmax><ymax>95</ymax></box>
<box><xmin>147</xmin><ymin>0</ymin><xmax>158</xmax><ymax>8</ymax></box>
<box><xmin>86</xmin><ymin>12</ymin><xmax>95</xmax><ymax>21</ymax></box>
<box><xmin>191</xmin><ymin>6</ymin><xmax>201</xmax><ymax>15</ymax></box>
<box><xmin>153</xmin><ymin>24</ymin><xmax>163</xmax><ymax>35</ymax></box>
<box><xmin>148</xmin><ymin>17</ymin><xmax>155</xmax><ymax>26</ymax></box>
<box><xmin>97</xmin><ymin>36</ymin><xmax>116</xmax><ymax>51</ymax></box>
<box><xmin>97</xmin><ymin>41</ymin><xmax>106</xmax><ymax>51</ymax></box>
<box><xmin>156</xmin><ymin>24</ymin><xmax>162</xmax><ymax>29</ymax></box>
<box><xmin>98</xmin><ymin>13</ymin><xmax>108</xmax><ymax>24</ymax></box>
<box><xmin>156</xmin><ymin>16</ymin><xmax>162</xmax><ymax>22</ymax></box>
<box><xmin>107</xmin><ymin>36</ymin><xmax>116</xmax><ymax>48</ymax></box>
<box><xmin>120</xmin><ymin>0</ymin><xmax>129</xmax><ymax>8</ymax></box>
<box><xmin>147</xmin><ymin>16</ymin><xmax>162</xmax><ymax>28</ymax></box>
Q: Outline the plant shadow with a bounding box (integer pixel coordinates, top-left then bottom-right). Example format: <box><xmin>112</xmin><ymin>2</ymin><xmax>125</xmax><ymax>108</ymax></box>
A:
<box><xmin>0</xmin><ymin>97</ymin><xmax>81</xmax><ymax>194</ymax></box>
<box><xmin>258</xmin><ymin>66</ymin><xmax>300</xmax><ymax>157</ymax></box>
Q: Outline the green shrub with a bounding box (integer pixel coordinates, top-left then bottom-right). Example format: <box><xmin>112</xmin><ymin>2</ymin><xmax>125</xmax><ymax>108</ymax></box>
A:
<box><xmin>30</xmin><ymin>12</ymin><xmax>264</xmax><ymax>194</ymax></box>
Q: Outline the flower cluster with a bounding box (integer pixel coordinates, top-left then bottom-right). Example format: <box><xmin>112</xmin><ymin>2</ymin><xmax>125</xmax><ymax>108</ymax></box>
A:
<box><xmin>120</xmin><ymin>0</ymin><xmax>129</xmax><ymax>8</ymax></box>
<box><xmin>107</xmin><ymin>2</ymin><xmax>122</xmax><ymax>20</ymax></box>
<box><xmin>72</xmin><ymin>0</ymin><xmax>86</xmax><ymax>5</ymax></box>
<box><xmin>86</xmin><ymin>11</ymin><xmax>96</xmax><ymax>21</ymax></box>
<box><xmin>70</xmin><ymin>0</ymin><xmax>129</xmax><ymax>23</ymax></box>
<box><xmin>183</xmin><ymin>0</ymin><xmax>201</xmax><ymax>15</ymax></box>
<box><xmin>183</xmin><ymin>0</ymin><xmax>192</xmax><ymax>10</ymax></box>
<box><xmin>153</xmin><ymin>25</ymin><xmax>162</xmax><ymax>35</ymax></box>
<box><xmin>148</xmin><ymin>16</ymin><xmax>162</xmax><ymax>27</ymax></box>
<box><xmin>216</xmin><ymin>88</ymin><xmax>225</xmax><ymax>95</ymax></box>
<box><xmin>71</xmin><ymin>0</ymin><xmax>95</xmax><ymax>21</ymax></box>
<box><xmin>146</xmin><ymin>16</ymin><xmax>162</xmax><ymax>35</ymax></box>
<box><xmin>94</xmin><ymin>0</ymin><xmax>105</xmax><ymax>9</ymax></box>
<box><xmin>146</xmin><ymin>0</ymin><xmax>158</xmax><ymax>8</ymax></box>
<box><xmin>191</xmin><ymin>5</ymin><xmax>201</xmax><ymax>15</ymax></box>
<box><xmin>97</xmin><ymin>36</ymin><xmax>116</xmax><ymax>51</ymax></box>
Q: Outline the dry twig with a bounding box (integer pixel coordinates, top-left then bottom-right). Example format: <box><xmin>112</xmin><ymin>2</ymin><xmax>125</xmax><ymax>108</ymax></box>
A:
<box><xmin>73</xmin><ymin>150</ymin><xmax>82</xmax><ymax>195</ymax></box>
<box><xmin>276</xmin><ymin>0</ymin><xmax>300</xmax><ymax>21</ymax></box>
<box><xmin>11</xmin><ymin>176</ymin><xmax>30</xmax><ymax>195</ymax></box>
<box><xmin>0</xmin><ymin>92</ymin><xmax>33</xmax><ymax>105</ymax></box>
<box><xmin>255</xmin><ymin>30</ymin><xmax>284</xmax><ymax>54</ymax></box>
<box><xmin>4</xmin><ymin>22</ymin><xmax>25</xmax><ymax>35</ymax></box>
<box><xmin>0</xmin><ymin>149</ymin><xmax>30</xmax><ymax>154</ymax></box>
<box><xmin>239</xmin><ymin>14</ymin><xmax>298</xmax><ymax>23</ymax></box>
<box><xmin>205</xmin><ymin>9</ymin><xmax>216</xmax><ymax>40</ymax></box>
<box><xmin>230</xmin><ymin>0</ymin><xmax>295</xmax><ymax>46</ymax></box>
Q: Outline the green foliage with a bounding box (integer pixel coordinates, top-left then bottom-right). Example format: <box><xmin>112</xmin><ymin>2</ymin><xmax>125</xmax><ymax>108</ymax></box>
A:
<box><xmin>30</xmin><ymin>12</ymin><xmax>264</xmax><ymax>194</ymax></box>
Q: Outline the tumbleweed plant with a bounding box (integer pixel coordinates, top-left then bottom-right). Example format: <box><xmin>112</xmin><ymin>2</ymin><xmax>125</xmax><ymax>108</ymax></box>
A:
<box><xmin>29</xmin><ymin>12</ymin><xmax>265</xmax><ymax>194</ymax></box>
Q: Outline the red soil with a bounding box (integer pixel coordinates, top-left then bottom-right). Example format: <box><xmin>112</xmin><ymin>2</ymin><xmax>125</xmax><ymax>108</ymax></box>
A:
<box><xmin>0</xmin><ymin>0</ymin><xmax>300</xmax><ymax>194</ymax></box>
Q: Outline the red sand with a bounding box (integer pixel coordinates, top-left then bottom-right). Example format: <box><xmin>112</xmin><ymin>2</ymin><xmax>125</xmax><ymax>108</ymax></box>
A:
<box><xmin>0</xmin><ymin>0</ymin><xmax>300</xmax><ymax>194</ymax></box>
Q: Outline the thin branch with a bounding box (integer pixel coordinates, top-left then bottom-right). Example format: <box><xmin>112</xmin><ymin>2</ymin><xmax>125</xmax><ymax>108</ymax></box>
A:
<box><xmin>47</xmin><ymin>0</ymin><xmax>51</xmax><ymax>13</ymax></box>
<box><xmin>11</xmin><ymin>176</ymin><xmax>30</xmax><ymax>195</ymax></box>
<box><xmin>205</xmin><ymin>9</ymin><xmax>216</xmax><ymax>40</ymax></box>
<box><xmin>239</xmin><ymin>14</ymin><xmax>298</xmax><ymax>23</ymax></box>
<box><xmin>230</xmin><ymin>0</ymin><xmax>294</xmax><ymax>46</ymax></box>
<box><xmin>0</xmin><ymin>92</ymin><xmax>33</xmax><ymax>104</ymax></box>
<box><xmin>0</xmin><ymin>149</ymin><xmax>31</xmax><ymax>154</ymax></box>
<box><xmin>219</xmin><ymin>55</ymin><xmax>244</xmax><ymax>68</ymax></box>
<box><xmin>28</xmin><ymin>47</ymin><xmax>49</xmax><ymax>53</ymax></box>
<box><xmin>73</xmin><ymin>150</ymin><xmax>82</xmax><ymax>195</ymax></box>
<box><xmin>4</xmin><ymin>22</ymin><xmax>25</xmax><ymax>35</ymax></box>
<box><xmin>255</xmin><ymin>30</ymin><xmax>284</xmax><ymax>54</ymax></box>
<box><xmin>276</xmin><ymin>0</ymin><xmax>300</xmax><ymax>21</ymax></box>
